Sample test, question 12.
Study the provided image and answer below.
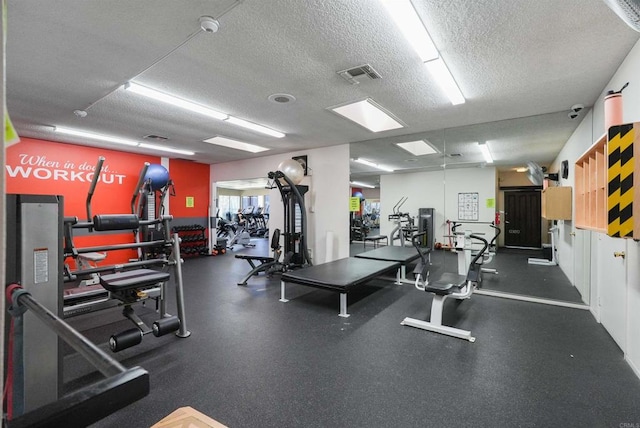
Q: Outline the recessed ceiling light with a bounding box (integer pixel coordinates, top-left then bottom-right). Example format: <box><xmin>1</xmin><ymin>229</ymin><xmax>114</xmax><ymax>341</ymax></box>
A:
<box><xmin>478</xmin><ymin>142</ymin><xmax>493</xmax><ymax>163</ymax></box>
<box><xmin>268</xmin><ymin>93</ymin><xmax>296</xmax><ymax>104</ymax></box>
<box><xmin>224</xmin><ymin>116</ymin><xmax>285</xmax><ymax>138</ymax></box>
<box><xmin>424</xmin><ymin>57</ymin><xmax>465</xmax><ymax>105</ymax></box>
<box><xmin>125</xmin><ymin>82</ymin><xmax>228</xmax><ymax>120</ymax></box>
<box><xmin>330</xmin><ymin>99</ymin><xmax>404</xmax><ymax>132</ymax></box>
<box><xmin>380</xmin><ymin>0</ymin><xmax>438</xmax><ymax>62</ymax></box>
<box><xmin>350</xmin><ymin>181</ymin><xmax>376</xmax><ymax>189</ymax></box>
<box><xmin>204</xmin><ymin>136</ymin><xmax>269</xmax><ymax>153</ymax></box>
<box><xmin>54</xmin><ymin>126</ymin><xmax>195</xmax><ymax>155</ymax></box>
<box><xmin>352</xmin><ymin>158</ymin><xmax>395</xmax><ymax>172</ymax></box>
<box><xmin>396</xmin><ymin>140</ymin><xmax>438</xmax><ymax>156</ymax></box>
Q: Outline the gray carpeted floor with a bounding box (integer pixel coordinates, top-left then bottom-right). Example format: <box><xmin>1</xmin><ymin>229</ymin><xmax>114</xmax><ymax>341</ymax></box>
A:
<box><xmin>61</xmin><ymin>238</ymin><xmax>640</xmax><ymax>427</ymax></box>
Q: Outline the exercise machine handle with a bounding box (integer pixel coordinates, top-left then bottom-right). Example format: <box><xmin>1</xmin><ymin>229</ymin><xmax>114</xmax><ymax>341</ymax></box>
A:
<box><xmin>86</xmin><ymin>157</ymin><xmax>105</xmax><ymax>227</ymax></box>
<box><xmin>130</xmin><ymin>162</ymin><xmax>150</xmax><ymax>215</ymax></box>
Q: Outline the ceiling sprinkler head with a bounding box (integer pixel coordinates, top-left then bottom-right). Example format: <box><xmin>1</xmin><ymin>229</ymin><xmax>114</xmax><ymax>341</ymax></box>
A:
<box><xmin>199</xmin><ymin>16</ymin><xmax>220</xmax><ymax>33</ymax></box>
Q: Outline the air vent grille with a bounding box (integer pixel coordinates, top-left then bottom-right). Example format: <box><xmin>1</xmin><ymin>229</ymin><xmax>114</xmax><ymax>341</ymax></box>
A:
<box><xmin>337</xmin><ymin>64</ymin><xmax>382</xmax><ymax>84</ymax></box>
<box><xmin>143</xmin><ymin>134</ymin><xmax>169</xmax><ymax>141</ymax></box>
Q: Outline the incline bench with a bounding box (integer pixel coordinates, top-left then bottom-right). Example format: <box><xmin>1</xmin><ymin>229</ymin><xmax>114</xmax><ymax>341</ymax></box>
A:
<box><xmin>279</xmin><ymin>257</ymin><xmax>400</xmax><ymax>317</ymax></box>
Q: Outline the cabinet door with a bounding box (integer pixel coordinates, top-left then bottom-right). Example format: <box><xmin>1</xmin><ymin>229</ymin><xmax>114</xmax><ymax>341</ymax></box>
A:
<box><xmin>597</xmin><ymin>234</ymin><xmax>627</xmax><ymax>350</ymax></box>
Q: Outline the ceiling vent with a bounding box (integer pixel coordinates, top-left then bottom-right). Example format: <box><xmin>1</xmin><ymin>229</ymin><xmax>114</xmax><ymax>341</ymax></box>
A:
<box><xmin>337</xmin><ymin>64</ymin><xmax>381</xmax><ymax>85</ymax></box>
<box><xmin>143</xmin><ymin>134</ymin><xmax>169</xmax><ymax>141</ymax></box>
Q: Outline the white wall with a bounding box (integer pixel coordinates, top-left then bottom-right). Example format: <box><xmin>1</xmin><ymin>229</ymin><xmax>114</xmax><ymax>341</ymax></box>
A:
<box><xmin>380</xmin><ymin>167</ymin><xmax>497</xmax><ymax>245</ymax></box>
<box><xmin>551</xmin><ymin>37</ymin><xmax>640</xmax><ymax>377</ymax></box>
<box><xmin>210</xmin><ymin>144</ymin><xmax>350</xmax><ymax>264</ymax></box>
<box><xmin>549</xmin><ymin>109</ymin><xmax>594</xmax><ymax>285</ymax></box>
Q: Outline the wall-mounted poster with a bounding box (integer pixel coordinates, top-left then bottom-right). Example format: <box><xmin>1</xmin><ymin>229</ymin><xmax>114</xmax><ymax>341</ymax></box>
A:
<box><xmin>458</xmin><ymin>192</ymin><xmax>479</xmax><ymax>221</ymax></box>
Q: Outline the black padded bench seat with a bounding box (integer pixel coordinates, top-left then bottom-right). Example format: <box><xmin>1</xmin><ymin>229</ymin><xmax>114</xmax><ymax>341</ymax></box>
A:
<box><xmin>100</xmin><ymin>269</ymin><xmax>170</xmax><ymax>292</ymax></box>
<box><xmin>355</xmin><ymin>246</ymin><xmax>421</xmax><ymax>284</ymax></box>
<box><xmin>280</xmin><ymin>257</ymin><xmax>400</xmax><ymax>317</ymax></box>
<box><xmin>363</xmin><ymin>234</ymin><xmax>388</xmax><ymax>248</ymax></box>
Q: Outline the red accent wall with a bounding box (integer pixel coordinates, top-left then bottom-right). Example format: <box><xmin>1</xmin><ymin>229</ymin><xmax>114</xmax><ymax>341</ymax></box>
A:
<box><xmin>168</xmin><ymin>159</ymin><xmax>210</xmax><ymax>218</ymax></box>
<box><xmin>6</xmin><ymin>138</ymin><xmax>161</xmax><ymax>217</ymax></box>
<box><xmin>5</xmin><ymin>138</ymin><xmax>210</xmax><ymax>264</ymax></box>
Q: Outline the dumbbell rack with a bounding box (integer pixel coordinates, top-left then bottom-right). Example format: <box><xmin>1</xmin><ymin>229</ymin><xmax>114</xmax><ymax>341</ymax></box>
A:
<box><xmin>172</xmin><ymin>224</ymin><xmax>209</xmax><ymax>257</ymax></box>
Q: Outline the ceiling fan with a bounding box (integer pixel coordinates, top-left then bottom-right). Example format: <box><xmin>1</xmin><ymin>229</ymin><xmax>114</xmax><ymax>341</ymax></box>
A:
<box><xmin>526</xmin><ymin>161</ymin><xmax>559</xmax><ymax>186</ymax></box>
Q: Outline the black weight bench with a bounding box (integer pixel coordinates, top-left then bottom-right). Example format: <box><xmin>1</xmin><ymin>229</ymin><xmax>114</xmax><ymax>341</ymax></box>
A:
<box><xmin>363</xmin><ymin>234</ymin><xmax>388</xmax><ymax>249</ymax></box>
<box><xmin>100</xmin><ymin>269</ymin><xmax>170</xmax><ymax>294</ymax></box>
<box><xmin>99</xmin><ymin>269</ymin><xmax>180</xmax><ymax>352</ymax></box>
<box><xmin>355</xmin><ymin>245</ymin><xmax>422</xmax><ymax>284</ymax></box>
<box><xmin>235</xmin><ymin>229</ymin><xmax>285</xmax><ymax>286</ymax></box>
<box><xmin>280</xmin><ymin>257</ymin><xmax>400</xmax><ymax>317</ymax></box>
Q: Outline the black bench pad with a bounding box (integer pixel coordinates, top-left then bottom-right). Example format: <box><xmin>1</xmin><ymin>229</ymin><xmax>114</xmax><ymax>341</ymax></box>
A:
<box><xmin>355</xmin><ymin>246</ymin><xmax>420</xmax><ymax>264</ymax></box>
<box><xmin>235</xmin><ymin>254</ymin><xmax>274</xmax><ymax>263</ymax></box>
<box><xmin>426</xmin><ymin>272</ymin><xmax>466</xmax><ymax>295</ymax></box>
<box><xmin>364</xmin><ymin>234</ymin><xmax>387</xmax><ymax>241</ymax></box>
<box><xmin>281</xmin><ymin>257</ymin><xmax>400</xmax><ymax>292</ymax></box>
<box><xmin>100</xmin><ymin>269</ymin><xmax>170</xmax><ymax>292</ymax></box>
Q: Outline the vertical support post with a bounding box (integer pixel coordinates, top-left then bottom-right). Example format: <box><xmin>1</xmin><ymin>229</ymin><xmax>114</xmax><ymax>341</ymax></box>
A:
<box><xmin>338</xmin><ymin>293</ymin><xmax>350</xmax><ymax>318</ymax></box>
<box><xmin>279</xmin><ymin>281</ymin><xmax>289</xmax><ymax>302</ymax></box>
<box><xmin>171</xmin><ymin>233</ymin><xmax>190</xmax><ymax>338</ymax></box>
<box><xmin>430</xmin><ymin>295</ymin><xmax>446</xmax><ymax>326</ymax></box>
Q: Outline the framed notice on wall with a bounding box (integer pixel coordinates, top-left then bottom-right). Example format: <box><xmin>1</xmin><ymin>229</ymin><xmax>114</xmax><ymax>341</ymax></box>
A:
<box><xmin>458</xmin><ymin>192</ymin><xmax>479</xmax><ymax>221</ymax></box>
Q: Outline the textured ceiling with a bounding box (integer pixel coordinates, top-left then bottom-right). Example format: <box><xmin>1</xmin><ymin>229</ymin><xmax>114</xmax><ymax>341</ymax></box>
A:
<box><xmin>6</xmin><ymin>0</ymin><xmax>639</xmax><ymax>187</ymax></box>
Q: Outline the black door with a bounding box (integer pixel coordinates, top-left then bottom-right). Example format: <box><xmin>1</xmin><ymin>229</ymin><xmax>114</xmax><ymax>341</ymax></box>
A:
<box><xmin>504</xmin><ymin>190</ymin><xmax>541</xmax><ymax>248</ymax></box>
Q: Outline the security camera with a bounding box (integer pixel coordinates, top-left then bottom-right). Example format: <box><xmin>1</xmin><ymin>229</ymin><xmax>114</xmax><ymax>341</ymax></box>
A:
<box><xmin>571</xmin><ymin>104</ymin><xmax>584</xmax><ymax>113</ymax></box>
<box><xmin>568</xmin><ymin>111</ymin><xmax>579</xmax><ymax>120</ymax></box>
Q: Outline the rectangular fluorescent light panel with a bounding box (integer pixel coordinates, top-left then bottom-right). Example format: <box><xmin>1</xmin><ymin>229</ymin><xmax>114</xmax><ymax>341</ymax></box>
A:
<box><xmin>54</xmin><ymin>126</ymin><xmax>139</xmax><ymax>146</ymax></box>
<box><xmin>204</xmin><ymin>136</ymin><xmax>269</xmax><ymax>153</ymax></box>
<box><xmin>54</xmin><ymin>126</ymin><xmax>194</xmax><ymax>156</ymax></box>
<box><xmin>125</xmin><ymin>82</ymin><xmax>228</xmax><ymax>120</ymax></box>
<box><xmin>350</xmin><ymin>181</ymin><xmax>376</xmax><ymax>189</ymax></box>
<box><xmin>331</xmin><ymin>99</ymin><xmax>404</xmax><ymax>132</ymax></box>
<box><xmin>354</xmin><ymin>158</ymin><xmax>395</xmax><ymax>172</ymax></box>
<box><xmin>478</xmin><ymin>142</ymin><xmax>493</xmax><ymax>163</ymax></box>
<box><xmin>396</xmin><ymin>140</ymin><xmax>438</xmax><ymax>156</ymax></box>
<box><xmin>381</xmin><ymin>0</ymin><xmax>438</xmax><ymax>62</ymax></box>
<box><xmin>224</xmin><ymin>116</ymin><xmax>285</xmax><ymax>138</ymax></box>
<box><xmin>424</xmin><ymin>57</ymin><xmax>465</xmax><ymax>105</ymax></box>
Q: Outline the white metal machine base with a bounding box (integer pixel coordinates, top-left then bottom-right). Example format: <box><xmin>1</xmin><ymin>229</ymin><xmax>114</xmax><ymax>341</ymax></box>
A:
<box><xmin>401</xmin><ymin>294</ymin><xmax>475</xmax><ymax>342</ymax></box>
<box><xmin>528</xmin><ymin>226</ymin><xmax>558</xmax><ymax>266</ymax></box>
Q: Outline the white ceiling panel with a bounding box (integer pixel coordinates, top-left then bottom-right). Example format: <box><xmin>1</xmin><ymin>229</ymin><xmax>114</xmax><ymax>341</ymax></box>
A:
<box><xmin>5</xmin><ymin>0</ymin><xmax>639</xmax><ymax>189</ymax></box>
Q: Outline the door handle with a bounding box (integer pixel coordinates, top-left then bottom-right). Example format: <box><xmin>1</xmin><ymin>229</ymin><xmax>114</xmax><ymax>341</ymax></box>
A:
<box><xmin>614</xmin><ymin>251</ymin><xmax>625</xmax><ymax>259</ymax></box>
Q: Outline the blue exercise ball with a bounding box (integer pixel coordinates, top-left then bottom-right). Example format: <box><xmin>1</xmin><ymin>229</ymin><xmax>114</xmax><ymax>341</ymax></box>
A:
<box><xmin>144</xmin><ymin>164</ymin><xmax>170</xmax><ymax>191</ymax></box>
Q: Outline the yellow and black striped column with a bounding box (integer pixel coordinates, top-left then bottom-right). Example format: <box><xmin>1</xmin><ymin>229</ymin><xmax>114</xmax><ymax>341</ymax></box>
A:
<box><xmin>607</xmin><ymin>123</ymin><xmax>634</xmax><ymax>237</ymax></box>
